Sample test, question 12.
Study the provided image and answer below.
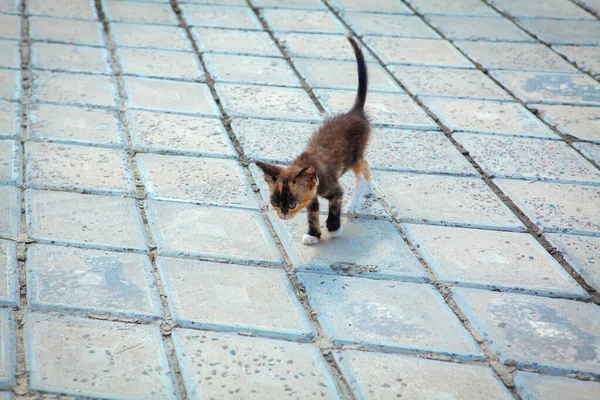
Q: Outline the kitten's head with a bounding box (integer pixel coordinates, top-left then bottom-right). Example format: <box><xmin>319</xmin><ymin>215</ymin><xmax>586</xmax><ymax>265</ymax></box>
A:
<box><xmin>256</xmin><ymin>162</ymin><xmax>318</xmax><ymax>220</ymax></box>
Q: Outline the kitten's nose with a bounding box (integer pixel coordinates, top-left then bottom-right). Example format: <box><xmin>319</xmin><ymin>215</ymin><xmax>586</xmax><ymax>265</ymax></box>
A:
<box><xmin>277</xmin><ymin>211</ymin><xmax>287</xmax><ymax>220</ymax></box>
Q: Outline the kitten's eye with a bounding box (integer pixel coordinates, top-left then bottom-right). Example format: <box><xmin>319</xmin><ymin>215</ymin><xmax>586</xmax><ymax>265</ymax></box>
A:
<box><xmin>270</xmin><ymin>199</ymin><xmax>278</xmax><ymax>207</ymax></box>
<box><xmin>289</xmin><ymin>201</ymin><xmax>297</xmax><ymax>209</ymax></box>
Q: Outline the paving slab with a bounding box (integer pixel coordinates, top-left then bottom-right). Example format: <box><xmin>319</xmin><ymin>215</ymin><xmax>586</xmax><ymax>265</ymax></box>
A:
<box><xmin>576</xmin><ymin>0</ymin><xmax>600</xmax><ymax>13</ymax></box>
<box><xmin>517</xmin><ymin>19</ymin><xmax>600</xmax><ymax>46</ymax></box>
<box><xmin>0</xmin><ymin>69</ymin><xmax>20</xmax><ymax>101</ymax></box>
<box><xmin>546</xmin><ymin>233</ymin><xmax>600</xmax><ymax>292</ymax></box>
<box><xmin>27</xmin><ymin>189</ymin><xmax>147</xmax><ymax>251</ymax></box>
<box><xmin>124</xmin><ymin>77</ymin><xmax>219</xmax><ymax>115</ymax></box>
<box><xmin>158</xmin><ymin>257</ymin><xmax>312</xmax><ymax>339</ymax></box>
<box><xmin>0</xmin><ymin>39</ymin><xmax>20</xmax><ymax>69</ymax></box>
<box><xmin>426</xmin><ymin>15</ymin><xmax>534</xmax><ymax>42</ymax></box>
<box><xmin>0</xmin><ymin>139</ymin><xmax>20</xmax><ymax>185</ymax></box>
<box><xmin>216</xmin><ymin>83</ymin><xmax>321</xmax><ymax>121</ymax></box>
<box><xmin>26</xmin><ymin>142</ymin><xmax>135</xmax><ymax>195</ymax></box>
<box><xmin>489</xmin><ymin>0</ymin><xmax>595</xmax><ymax>19</ymax></box>
<box><xmin>31</xmin><ymin>42</ymin><xmax>111</xmax><ymax>74</ymax></box>
<box><xmin>137</xmin><ymin>153</ymin><xmax>257</xmax><ymax>208</ymax></box>
<box><xmin>554</xmin><ymin>45</ymin><xmax>600</xmax><ymax>77</ymax></box>
<box><xmin>104</xmin><ymin>0</ymin><xmax>178</xmax><ymax>25</ymax></box>
<box><xmin>315</xmin><ymin>89</ymin><xmax>438</xmax><ymax>129</ymax></box>
<box><xmin>391</xmin><ymin>65</ymin><xmax>511</xmax><ymax>100</ymax></box>
<box><xmin>193</xmin><ymin>27</ymin><xmax>281</xmax><ymax>57</ymax></box>
<box><xmin>27</xmin><ymin>244</ymin><xmax>163</xmax><ymax>319</ymax></box>
<box><xmin>205</xmin><ymin>53</ymin><xmax>300</xmax><ymax>87</ymax></box>
<box><xmin>406</xmin><ymin>0</ymin><xmax>499</xmax><ymax>16</ymax></box>
<box><xmin>452</xmin><ymin>288</ymin><xmax>600</xmax><ymax>375</ymax></box>
<box><xmin>343</xmin><ymin>12</ymin><xmax>440</xmax><ymax>38</ymax></box>
<box><xmin>300</xmin><ymin>274</ymin><xmax>482</xmax><ymax>358</ymax></box>
<box><xmin>0</xmin><ymin>0</ymin><xmax>19</xmax><ymax>14</ymax></box>
<box><xmin>492</xmin><ymin>71</ymin><xmax>600</xmax><ymax>106</ymax></box>
<box><xmin>0</xmin><ymin>185</ymin><xmax>19</xmax><ymax>238</ymax></box>
<box><xmin>514</xmin><ymin>372</ymin><xmax>600</xmax><ymax>400</ymax></box>
<box><xmin>111</xmin><ymin>23</ymin><xmax>192</xmax><ymax>51</ymax></box>
<box><xmin>29</xmin><ymin>104</ymin><xmax>124</xmax><ymax>147</ymax></box>
<box><xmin>0</xmin><ymin>101</ymin><xmax>19</xmax><ymax>140</ymax></box>
<box><xmin>454</xmin><ymin>133</ymin><xmax>600</xmax><ymax>185</ymax></box>
<box><xmin>29</xmin><ymin>0</ymin><xmax>96</xmax><ymax>19</ymax></box>
<box><xmin>262</xmin><ymin>9</ymin><xmax>346</xmax><ymax>34</ymax></box>
<box><xmin>127</xmin><ymin>110</ymin><xmax>235</xmax><ymax>157</ymax></box>
<box><xmin>271</xmin><ymin>216</ymin><xmax>426</xmax><ymax>280</ymax></box>
<box><xmin>0</xmin><ymin>239</ymin><xmax>17</xmax><ymax>305</ymax></box>
<box><xmin>495</xmin><ymin>179</ymin><xmax>600</xmax><ymax>236</ymax></box>
<box><xmin>173</xmin><ymin>329</ymin><xmax>339</xmax><ymax>399</ymax></box>
<box><xmin>181</xmin><ymin>4</ymin><xmax>261</xmax><ymax>29</ymax></box>
<box><xmin>422</xmin><ymin>97</ymin><xmax>559</xmax><ymax>139</ymax></box>
<box><xmin>117</xmin><ymin>47</ymin><xmax>204</xmax><ymax>81</ymax></box>
<box><xmin>184</xmin><ymin>0</ymin><xmax>245</xmax><ymax>4</ymax></box>
<box><xmin>0</xmin><ymin>392</ymin><xmax>11</xmax><ymax>400</ymax></box>
<box><xmin>533</xmin><ymin>104</ymin><xmax>600</xmax><ymax>143</ymax></box>
<box><xmin>376</xmin><ymin>172</ymin><xmax>526</xmax><ymax>231</ymax></box>
<box><xmin>146</xmin><ymin>200</ymin><xmax>282</xmax><ymax>263</ymax></box>
<box><xmin>29</xmin><ymin>16</ymin><xmax>104</xmax><ymax>46</ymax></box>
<box><xmin>31</xmin><ymin>70</ymin><xmax>116</xmax><ymax>107</ymax></box>
<box><xmin>330</xmin><ymin>0</ymin><xmax>413</xmax><ymax>13</ymax></box>
<box><xmin>25</xmin><ymin>313</ymin><xmax>178</xmax><ymax>399</ymax></box>
<box><xmin>456</xmin><ymin>41</ymin><xmax>578</xmax><ymax>73</ymax></box>
<box><xmin>404</xmin><ymin>224</ymin><xmax>587</xmax><ymax>297</ymax></box>
<box><xmin>278</xmin><ymin>32</ymin><xmax>357</xmax><ymax>60</ymax></box>
<box><xmin>0</xmin><ymin>309</ymin><xmax>14</xmax><ymax>390</ymax></box>
<box><xmin>574</xmin><ymin>142</ymin><xmax>600</xmax><ymax>164</ymax></box>
<box><xmin>253</xmin><ymin>0</ymin><xmax>327</xmax><ymax>9</ymax></box>
<box><xmin>365</xmin><ymin>37</ymin><xmax>473</xmax><ymax>67</ymax></box>
<box><xmin>336</xmin><ymin>350</ymin><xmax>511</xmax><ymax>400</ymax></box>
<box><xmin>0</xmin><ymin>14</ymin><xmax>20</xmax><ymax>40</ymax></box>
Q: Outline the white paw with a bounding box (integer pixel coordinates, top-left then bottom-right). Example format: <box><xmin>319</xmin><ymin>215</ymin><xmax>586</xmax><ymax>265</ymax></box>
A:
<box><xmin>366</xmin><ymin>181</ymin><xmax>374</xmax><ymax>194</ymax></box>
<box><xmin>329</xmin><ymin>226</ymin><xmax>344</xmax><ymax>237</ymax></box>
<box><xmin>302</xmin><ymin>234</ymin><xmax>320</xmax><ymax>245</ymax></box>
<box><xmin>344</xmin><ymin>202</ymin><xmax>360</xmax><ymax>215</ymax></box>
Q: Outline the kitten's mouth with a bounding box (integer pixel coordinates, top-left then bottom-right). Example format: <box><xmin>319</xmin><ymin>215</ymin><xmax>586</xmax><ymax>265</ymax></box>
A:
<box><xmin>277</xmin><ymin>212</ymin><xmax>297</xmax><ymax>220</ymax></box>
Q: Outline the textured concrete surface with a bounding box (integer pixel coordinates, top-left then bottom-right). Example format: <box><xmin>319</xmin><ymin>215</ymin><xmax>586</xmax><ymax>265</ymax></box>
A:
<box><xmin>1</xmin><ymin>0</ymin><xmax>599</xmax><ymax>398</ymax></box>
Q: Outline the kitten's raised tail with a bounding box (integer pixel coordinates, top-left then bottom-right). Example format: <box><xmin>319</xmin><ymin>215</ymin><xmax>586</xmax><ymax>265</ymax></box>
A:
<box><xmin>346</xmin><ymin>34</ymin><xmax>368</xmax><ymax>113</ymax></box>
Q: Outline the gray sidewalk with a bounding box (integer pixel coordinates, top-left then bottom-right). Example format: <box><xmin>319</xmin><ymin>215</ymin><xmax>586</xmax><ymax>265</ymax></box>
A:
<box><xmin>1</xmin><ymin>0</ymin><xmax>600</xmax><ymax>398</ymax></box>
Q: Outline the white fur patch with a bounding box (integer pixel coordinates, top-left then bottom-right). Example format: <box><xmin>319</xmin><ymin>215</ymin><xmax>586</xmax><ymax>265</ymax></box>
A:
<box><xmin>329</xmin><ymin>225</ymin><xmax>344</xmax><ymax>237</ymax></box>
<box><xmin>346</xmin><ymin>174</ymin><xmax>370</xmax><ymax>214</ymax></box>
<box><xmin>302</xmin><ymin>234</ymin><xmax>320</xmax><ymax>245</ymax></box>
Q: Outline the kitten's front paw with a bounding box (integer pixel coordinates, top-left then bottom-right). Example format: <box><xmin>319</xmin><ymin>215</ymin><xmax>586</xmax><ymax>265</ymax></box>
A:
<box><xmin>329</xmin><ymin>226</ymin><xmax>344</xmax><ymax>237</ymax></box>
<box><xmin>302</xmin><ymin>234</ymin><xmax>320</xmax><ymax>245</ymax></box>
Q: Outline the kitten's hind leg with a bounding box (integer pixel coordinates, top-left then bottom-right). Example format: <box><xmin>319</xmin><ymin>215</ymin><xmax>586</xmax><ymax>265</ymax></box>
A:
<box><xmin>302</xmin><ymin>196</ymin><xmax>321</xmax><ymax>245</ymax></box>
<box><xmin>345</xmin><ymin>158</ymin><xmax>372</xmax><ymax>215</ymax></box>
<box><xmin>326</xmin><ymin>184</ymin><xmax>344</xmax><ymax>237</ymax></box>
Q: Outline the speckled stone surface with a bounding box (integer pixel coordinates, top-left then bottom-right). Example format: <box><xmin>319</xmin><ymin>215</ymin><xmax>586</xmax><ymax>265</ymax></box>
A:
<box><xmin>0</xmin><ymin>139</ymin><xmax>20</xmax><ymax>185</ymax></box>
<box><xmin>300</xmin><ymin>274</ymin><xmax>482</xmax><ymax>358</ymax></box>
<box><xmin>270</xmin><ymin>216</ymin><xmax>427</xmax><ymax>280</ymax></box>
<box><xmin>0</xmin><ymin>185</ymin><xmax>19</xmax><ymax>238</ymax></box>
<box><xmin>128</xmin><ymin>110</ymin><xmax>235</xmax><ymax>157</ymax></box>
<box><xmin>27</xmin><ymin>244</ymin><xmax>162</xmax><ymax>320</ymax></box>
<box><xmin>104</xmin><ymin>0</ymin><xmax>178</xmax><ymax>25</ymax></box>
<box><xmin>25</xmin><ymin>314</ymin><xmax>178</xmax><ymax>399</ymax></box>
<box><xmin>0</xmin><ymin>14</ymin><xmax>19</xmax><ymax>40</ymax></box>
<box><xmin>422</xmin><ymin>97</ymin><xmax>559</xmax><ymax>139</ymax></box>
<box><xmin>534</xmin><ymin>104</ymin><xmax>600</xmax><ymax>143</ymax></box>
<box><xmin>454</xmin><ymin>133</ymin><xmax>600</xmax><ymax>184</ymax></box>
<box><xmin>365</xmin><ymin>37</ymin><xmax>473</xmax><ymax>67</ymax></box>
<box><xmin>294</xmin><ymin>58</ymin><xmax>401</xmax><ymax>92</ymax></box>
<box><xmin>453</xmin><ymin>288</ymin><xmax>600</xmax><ymax>374</ymax></box>
<box><xmin>343</xmin><ymin>12</ymin><xmax>439</xmax><ymax>38</ymax></box>
<box><xmin>0</xmin><ymin>0</ymin><xmax>19</xmax><ymax>14</ymax></box>
<box><xmin>29</xmin><ymin>16</ymin><xmax>104</xmax><ymax>46</ymax></box>
<box><xmin>316</xmin><ymin>89</ymin><xmax>437</xmax><ymax>129</ymax></box>
<box><xmin>146</xmin><ymin>200</ymin><xmax>282</xmax><ymax>263</ymax></box>
<box><xmin>391</xmin><ymin>65</ymin><xmax>511</xmax><ymax>100</ymax></box>
<box><xmin>31</xmin><ymin>42</ymin><xmax>111</xmax><ymax>74</ymax></box>
<box><xmin>159</xmin><ymin>257</ymin><xmax>313</xmax><ymax>339</ymax></box>
<box><xmin>181</xmin><ymin>4</ymin><xmax>261</xmax><ymax>29</ymax></box>
<box><xmin>514</xmin><ymin>372</ymin><xmax>600</xmax><ymax>400</ymax></box>
<box><xmin>330</xmin><ymin>0</ymin><xmax>413</xmax><ymax>13</ymax></box>
<box><xmin>0</xmin><ymin>308</ymin><xmax>14</xmax><ymax>389</ymax></box>
<box><xmin>205</xmin><ymin>54</ymin><xmax>300</xmax><ymax>87</ymax></box>
<box><xmin>31</xmin><ymin>70</ymin><xmax>117</xmax><ymax>107</ymax></box>
<box><xmin>376</xmin><ymin>172</ymin><xmax>526</xmax><ymax>231</ymax></box>
<box><xmin>456</xmin><ymin>41</ymin><xmax>577</xmax><ymax>72</ymax></box>
<box><xmin>278</xmin><ymin>32</ymin><xmax>357</xmax><ymax>60</ymax></box>
<box><xmin>254</xmin><ymin>0</ymin><xmax>326</xmax><ymax>9</ymax></box>
<box><xmin>193</xmin><ymin>27</ymin><xmax>281</xmax><ymax>57</ymax></box>
<box><xmin>27</xmin><ymin>189</ymin><xmax>147</xmax><ymax>251</ymax></box>
<box><xmin>29</xmin><ymin>0</ymin><xmax>97</xmax><ymax>19</ymax></box>
<box><xmin>262</xmin><ymin>9</ymin><xmax>346</xmax><ymax>33</ymax></box>
<box><xmin>517</xmin><ymin>19</ymin><xmax>600</xmax><ymax>46</ymax></box>
<box><xmin>406</xmin><ymin>0</ymin><xmax>499</xmax><ymax>16</ymax></box>
<box><xmin>112</xmin><ymin>23</ymin><xmax>192</xmax><ymax>51</ymax></box>
<box><xmin>0</xmin><ymin>240</ymin><xmax>17</xmax><ymax>306</ymax></box>
<box><xmin>137</xmin><ymin>154</ymin><xmax>257</xmax><ymax>208</ymax></box>
<box><xmin>574</xmin><ymin>142</ymin><xmax>600</xmax><ymax>164</ymax></box>
<box><xmin>546</xmin><ymin>234</ymin><xmax>600</xmax><ymax>292</ymax></box>
<box><xmin>173</xmin><ymin>329</ymin><xmax>340</xmax><ymax>399</ymax></box>
<box><xmin>554</xmin><ymin>45</ymin><xmax>600</xmax><ymax>77</ymax></box>
<box><xmin>490</xmin><ymin>0</ymin><xmax>595</xmax><ymax>19</ymax></box>
<box><xmin>124</xmin><ymin>77</ymin><xmax>218</xmax><ymax>115</ymax></box>
<box><xmin>495</xmin><ymin>179</ymin><xmax>600</xmax><ymax>236</ymax></box>
<box><xmin>492</xmin><ymin>71</ymin><xmax>600</xmax><ymax>106</ymax></box>
<box><xmin>216</xmin><ymin>83</ymin><xmax>321</xmax><ymax>121</ymax></box>
<box><xmin>118</xmin><ymin>48</ymin><xmax>204</xmax><ymax>81</ymax></box>
<box><xmin>426</xmin><ymin>15</ymin><xmax>534</xmax><ymax>42</ymax></box>
<box><xmin>0</xmin><ymin>69</ymin><xmax>20</xmax><ymax>101</ymax></box>
<box><xmin>0</xmin><ymin>101</ymin><xmax>19</xmax><ymax>139</ymax></box>
<box><xmin>336</xmin><ymin>350</ymin><xmax>511</xmax><ymax>400</ymax></box>
<box><xmin>0</xmin><ymin>39</ymin><xmax>19</xmax><ymax>69</ymax></box>
<box><xmin>404</xmin><ymin>224</ymin><xmax>587</xmax><ymax>297</ymax></box>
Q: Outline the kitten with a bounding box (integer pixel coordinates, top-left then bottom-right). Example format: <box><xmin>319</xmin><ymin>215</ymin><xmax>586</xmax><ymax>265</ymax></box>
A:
<box><xmin>256</xmin><ymin>34</ymin><xmax>371</xmax><ymax>245</ymax></box>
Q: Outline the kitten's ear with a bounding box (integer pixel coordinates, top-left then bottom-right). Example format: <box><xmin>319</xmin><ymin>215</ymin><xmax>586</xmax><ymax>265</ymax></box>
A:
<box><xmin>293</xmin><ymin>167</ymin><xmax>317</xmax><ymax>187</ymax></box>
<box><xmin>256</xmin><ymin>162</ymin><xmax>282</xmax><ymax>184</ymax></box>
